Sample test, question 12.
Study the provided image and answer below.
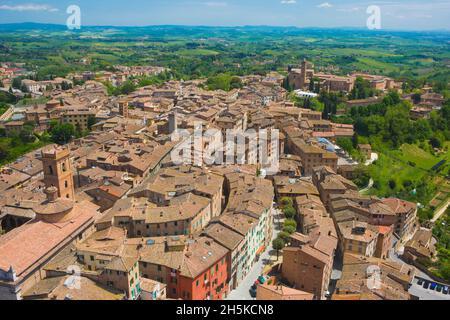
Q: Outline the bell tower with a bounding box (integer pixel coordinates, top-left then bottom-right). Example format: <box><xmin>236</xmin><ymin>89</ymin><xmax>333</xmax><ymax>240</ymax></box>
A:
<box><xmin>41</xmin><ymin>147</ymin><xmax>75</xmax><ymax>201</ymax></box>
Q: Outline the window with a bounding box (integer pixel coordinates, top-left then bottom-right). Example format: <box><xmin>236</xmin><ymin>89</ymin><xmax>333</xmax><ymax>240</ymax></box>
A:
<box><xmin>62</xmin><ymin>163</ymin><xmax>67</xmax><ymax>172</ymax></box>
<box><xmin>157</xmin><ymin>265</ymin><xmax>162</xmax><ymax>272</ymax></box>
<box><xmin>49</xmin><ymin>166</ymin><xmax>54</xmax><ymax>175</ymax></box>
<box><xmin>65</xmin><ymin>181</ymin><xmax>68</xmax><ymax>188</ymax></box>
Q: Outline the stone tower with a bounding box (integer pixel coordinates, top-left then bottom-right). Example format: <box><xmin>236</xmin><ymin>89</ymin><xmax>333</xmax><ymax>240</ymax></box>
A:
<box><xmin>41</xmin><ymin>147</ymin><xmax>75</xmax><ymax>201</ymax></box>
<box><xmin>300</xmin><ymin>59</ymin><xmax>307</xmax><ymax>89</ymax></box>
<box><xmin>118</xmin><ymin>99</ymin><xmax>129</xmax><ymax>118</ymax></box>
<box><xmin>169</xmin><ymin>112</ymin><xmax>178</xmax><ymax>134</ymax></box>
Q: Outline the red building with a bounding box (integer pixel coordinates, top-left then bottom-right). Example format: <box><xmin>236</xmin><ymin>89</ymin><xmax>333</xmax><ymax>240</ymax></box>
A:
<box><xmin>177</xmin><ymin>237</ymin><xmax>229</xmax><ymax>300</ymax></box>
<box><xmin>139</xmin><ymin>236</ymin><xmax>229</xmax><ymax>300</ymax></box>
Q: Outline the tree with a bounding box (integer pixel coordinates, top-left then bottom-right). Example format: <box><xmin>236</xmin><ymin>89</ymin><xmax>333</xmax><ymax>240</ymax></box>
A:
<box><xmin>12</xmin><ymin>77</ymin><xmax>22</xmax><ymax>89</ymax></box>
<box><xmin>51</xmin><ymin>123</ymin><xmax>75</xmax><ymax>145</ymax></box>
<box><xmin>272</xmin><ymin>238</ymin><xmax>285</xmax><ymax>260</ymax></box>
<box><xmin>283</xmin><ymin>206</ymin><xmax>296</xmax><ymax>219</ymax></box>
<box><xmin>283</xmin><ymin>225</ymin><xmax>296</xmax><ymax>235</ymax></box>
<box><xmin>120</xmin><ymin>81</ymin><xmax>137</xmax><ymax>95</ymax></box>
<box><xmin>280</xmin><ymin>197</ymin><xmax>293</xmax><ymax>208</ymax></box>
<box><xmin>430</xmin><ymin>134</ymin><xmax>444</xmax><ymax>149</ymax></box>
<box><xmin>336</xmin><ymin>137</ymin><xmax>354</xmax><ymax>154</ymax></box>
<box><xmin>230</xmin><ymin>76</ymin><xmax>243</xmax><ymax>90</ymax></box>
<box><xmin>284</xmin><ymin>219</ymin><xmax>297</xmax><ymax>230</ymax></box>
<box><xmin>350</xmin><ymin>77</ymin><xmax>375</xmax><ymax>100</ymax></box>
<box><xmin>412</xmin><ymin>93</ymin><xmax>422</xmax><ymax>104</ymax></box>
<box><xmin>0</xmin><ymin>145</ymin><xmax>9</xmax><ymax>162</ymax></box>
<box><xmin>278</xmin><ymin>231</ymin><xmax>291</xmax><ymax>243</ymax></box>
<box><xmin>87</xmin><ymin>116</ymin><xmax>97</xmax><ymax>131</ymax></box>
<box><xmin>19</xmin><ymin>125</ymin><xmax>36</xmax><ymax>143</ymax></box>
<box><xmin>389</xmin><ymin>179</ymin><xmax>397</xmax><ymax>190</ymax></box>
<box><xmin>0</xmin><ymin>80</ymin><xmax>3</xmax><ymax>88</ymax></box>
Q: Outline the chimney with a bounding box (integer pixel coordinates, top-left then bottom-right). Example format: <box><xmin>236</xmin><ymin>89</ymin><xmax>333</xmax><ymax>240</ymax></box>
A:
<box><xmin>45</xmin><ymin>186</ymin><xmax>59</xmax><ymax>202</ymax></box>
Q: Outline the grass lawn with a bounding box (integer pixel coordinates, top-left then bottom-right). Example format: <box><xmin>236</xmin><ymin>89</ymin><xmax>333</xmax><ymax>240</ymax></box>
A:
<box><xmin>366</xmin><ymin>143</ymin><xmax>449</xmax><ymax>206</ymax></box>
<box><xmin>392</xmin><ymin>143</ymin><xmax>450</xmax><ymax>171</ymax></box>
<box><xmin>367</xmin><ymin>153</ymin><xmax>428</xmax><ymax>197</ymax></box>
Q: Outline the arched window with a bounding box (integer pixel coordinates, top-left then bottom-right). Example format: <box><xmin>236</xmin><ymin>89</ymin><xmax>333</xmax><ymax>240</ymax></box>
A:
<box><xmin>62</xmin><ymin>162</ymin><xmax>67</xmax><ymax>172</ymax></box>
<box><xmin>49</xmin><ymin>166</ymin><xmax>54</xmax><ymax>175</ymax></box>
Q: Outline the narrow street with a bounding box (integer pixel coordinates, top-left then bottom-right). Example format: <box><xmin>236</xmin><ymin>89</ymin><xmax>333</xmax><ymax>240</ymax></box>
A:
<box><xmin>226</xmin><ymin>208</ymin><xmax>284</xmax><ymax>300</ymax></box>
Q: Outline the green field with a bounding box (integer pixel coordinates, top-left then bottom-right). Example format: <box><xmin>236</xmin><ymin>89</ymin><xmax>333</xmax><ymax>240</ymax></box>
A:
<box><xmin>366</xmin><ymin>143</ymin><xmax>449</xmax><ymax>207</ymax></box>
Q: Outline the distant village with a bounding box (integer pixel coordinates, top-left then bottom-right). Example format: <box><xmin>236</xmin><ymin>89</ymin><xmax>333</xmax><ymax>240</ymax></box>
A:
<box><xmin>0</xmin><ymin>59</ymin><xmax>446</xmax><ymax>301</ymax></box>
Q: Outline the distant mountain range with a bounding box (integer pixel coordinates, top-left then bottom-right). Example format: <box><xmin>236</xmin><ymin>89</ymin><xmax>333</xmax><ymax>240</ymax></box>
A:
<box><xmin>0</xmin><ymin>22</ymin><xmax>448</xmax><ymax>35</ymax></box>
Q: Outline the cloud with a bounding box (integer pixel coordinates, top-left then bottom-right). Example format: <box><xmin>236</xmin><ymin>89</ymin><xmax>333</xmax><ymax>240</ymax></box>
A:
<box><xmin>0</xmin><ymin>3</ymin><xmax>58</xmax><ymax>12</ymax></box>
<box><xmin>317</xmin><ymin>2</ymin><xmax>333</xmax><ymax>8</ymax></box>
<box><xmin>281</xmin><ymin>0</ymin><xmax>297</xmax><ymax>4</ymax></box>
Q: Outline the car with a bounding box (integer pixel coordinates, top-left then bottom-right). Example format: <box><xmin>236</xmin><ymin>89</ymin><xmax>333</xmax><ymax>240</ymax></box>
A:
<box><xmin>417</xmin><ymin>279</ymin><xmax>424</xmax><ymax>286</ymax></box>
<box><xmin>423</xmin><ymin>281</ymin><xmax>430</xmax><ymax>289</ymax></box>
<box><xmin>443</xmin><ymin>286</ymin><xmax>449</xmax><ymax>295</ymax></box>
<box><xmin>249</xmin><ymin>288</ymin><xmax>257</xmax><ymax>298</ymax></box>
<box><xmin>436</xmin><ymin>285</ymin><xmax>443</xmax><ymax>293</ymax></box>
<box><xmin>430</xmin><ymin>282</ymin><xmax>437</xmax><ymax>290</ymax></box>
<box><xmin>258</xmin><ymin>275</ymin><xmax>267</xmax><ymax>284</ymax></box>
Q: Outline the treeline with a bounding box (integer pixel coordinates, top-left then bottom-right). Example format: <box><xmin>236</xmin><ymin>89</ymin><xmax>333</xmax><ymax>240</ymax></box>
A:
<box><xmin>350</xmin><ymin>92</ymin><xmax>450</xmax><ymax>149</ymax></box>
<box><xmin>204</xmin><ymin>73</ymin><xmax>243</xmax><ymax>91</ymax></box>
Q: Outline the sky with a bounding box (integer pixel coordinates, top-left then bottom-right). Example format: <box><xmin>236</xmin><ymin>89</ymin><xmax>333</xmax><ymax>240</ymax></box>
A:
<box><xmin>0</xmin><ymin>0</ymin><xmax>449</xmax><ymax>30</ymax></box>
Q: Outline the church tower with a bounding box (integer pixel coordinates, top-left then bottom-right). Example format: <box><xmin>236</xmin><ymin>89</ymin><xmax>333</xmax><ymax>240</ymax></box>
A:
<box><xmin>300</xmin><ymin>59</ymin><xmax>307</xmax><ymax>89</ymax></box>
<box><xmin>118</xmin><ymin>99</ymin><xmax>129</xmax><ymax>118</ymax></box>
<box><xmin>41</xmin><ymin>147</ymin><xmax>75</xmax><ymax>201</ymax></box>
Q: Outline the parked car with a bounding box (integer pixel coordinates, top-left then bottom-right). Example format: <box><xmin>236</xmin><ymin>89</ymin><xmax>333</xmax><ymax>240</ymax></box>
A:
<box><xmin>249</xmin><ymin>287</ymin><xmax>257</xmax><ymax>298</ymax></box>
<box><xmin>443</xmin><ymin>286</ymin><xmax>449</xmax><ymax>295</ymax></box>
<box><xmin>423</xmin><ymin>281</ymin><xmax>430</xmax><ymax>289</ymax></box>
<box><xmin>258</xmin><ymin>275</ymin><xmax>267</xmax><ymax>284</ymax></box>
<box><xmin>417</xmin><ymin>279</ymin><xmax>424</xmax><ymax>286</ymax></box>
<box><xmin>436</xmin><ymin>285</ymin><xmax>443</xmax><ymax>293</ymax></box>
<box><xmin>430</xmin><ymin>282</ymin><xmax>437</xmax><ymax>290</ymax></box>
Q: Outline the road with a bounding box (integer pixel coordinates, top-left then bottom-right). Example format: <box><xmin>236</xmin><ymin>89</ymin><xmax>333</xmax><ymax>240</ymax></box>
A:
<box><xmin>226</xmin><ymin>208</ymin><xmax>283</xmax><ymax>300</ymax></box>
<box><xmin>360</xmin><ymin>178</ymin><xmax>374</xmax><ymax>194</ymax></box>
<box><xmin>409</xmin><ymin>277</ymin><xmax>450</xmax><ymax>300</ymax></box>
<box><xmin>365</xmin><ymin>152</ymin><xmax>378</xmax><ymax>166</ymax></box>
<box><xmin>431</xmin><ymin>198</ymin><xmax>450</xmax><ymax>223</ymax></box>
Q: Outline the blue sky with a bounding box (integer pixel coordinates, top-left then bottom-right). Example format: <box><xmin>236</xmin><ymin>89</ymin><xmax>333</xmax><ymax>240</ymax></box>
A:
<box><xmin>0</xmin><ymin>0</ymin><xmax>449</xmax><ymax>30</ymax></box>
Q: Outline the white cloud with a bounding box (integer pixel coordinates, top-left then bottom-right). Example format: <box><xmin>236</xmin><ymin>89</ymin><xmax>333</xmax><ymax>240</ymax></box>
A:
<box><xmin>0</xmin><ymin>4</ymin><xmax>58</xmax><ymax>12</ymax></box>
<box><xmin>281</xmin><ymin>0</ymin><xmax>297</xmax><ymax>4</ymax></box>
<box><xmin>317</xmin><ymin>2</ymin><xmax>333</xmax><ymax>9</ymax></box>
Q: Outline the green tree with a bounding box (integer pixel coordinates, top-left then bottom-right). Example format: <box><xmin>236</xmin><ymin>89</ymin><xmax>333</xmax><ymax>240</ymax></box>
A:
<box><xmin>283</xmin><ymin>225</ymin><xmax>296</xmax><ymax>235</ymax></box>
<box><xmin>284</xmin><ymin>219</ymin><xmax>297</xmax><ymax>229</ymax></box>
<box><xmin>336</xmin><ymin>137</ymin><xmax>354</xmax><ymax>154</ymax></box>
<box><xmin>87</xmin><ymin>116</ymin><xmax>97</xmax><ymax>130</ymax></box>
<box><xmin>280</xmin><ymin>197</ymin><xmax>293</xmax><ymax>208</ymax></box>
<box><xmin>12</xmin><ymin>77</ymin><xmax>22</xmax><ymax>89</ymax></box>
<box><xmin>278</xmin><ymin>231</ymin><xmax>291</xmax><ymax>243</ymax></box>
<box><xmin>283</xmin><ymin>206</ymin><xmax>296</xmax><ymax>219</ymax></box>
<box><xmin>0</xmin><ymin>145</ymin><xmax>9</xmax><ymax>162</ymax></box>
<box><xmin>272</xmin><ymin>238</ymin><xmax>285</xmax><ymax>260</ymax></box>
<box><xmin>51</xmin><ymin>123</ymin><xmax>75</xmax><ymax>145</ymax></box>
